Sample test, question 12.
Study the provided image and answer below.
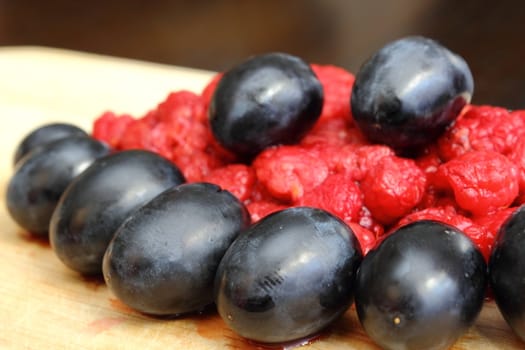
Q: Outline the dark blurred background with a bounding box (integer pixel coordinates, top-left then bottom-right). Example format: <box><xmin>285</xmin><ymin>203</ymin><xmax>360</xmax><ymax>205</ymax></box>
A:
<box><xmin>1</xmin><ymin>0</ymin><xmax>524</xmax><ymax>108</ymax></box>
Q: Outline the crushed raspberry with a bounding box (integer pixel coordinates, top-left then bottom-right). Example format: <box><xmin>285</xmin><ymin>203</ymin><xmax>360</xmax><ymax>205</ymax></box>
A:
<box><xmin>202</xmin><ymin>164</ymin><xmax>256</xmax><ymax>202</ymax></box>
<box><xmin>436</xmin><ymin>151</ymin><xmax>519</xmax><ymax>216</ymax></box>
<box><xmin>472</xmin><ymin>207</ymin><xmax>517</xmax><ymax>239</ymax></box>
<box><xmin>93</xmin><ymin>90</ymin><xmax>228</xmax><ymax>182</ymax></box>
<box><xmin>253</xmin><ymin>145</ymin><xmax>329</xmax><ymax>203</ymax></box>
<box><xmin>438</xmin><ymin>105</ymin><xmax>525</xmax><ymax>160</ymax></box>
<box><xmin>462</xmin><ymin>224</ymin><xmax>495</xmax><ymax>263</ymax></box>
<box><xmin>415</xmin><ymin>145</ymin><xmax>443</xmax><ymax>187</ymax></box>
<box><xmin>395</xmin><ymin>206</ymin><xmax>494</xmax><ymax>261</ymax></box>
<box><xmin>300</xmin><ymin>117</ymin><xmax>366</xmax><ymax>147</ymax></box>
<box><xmin>352</xmin><ymin>145</ymin><xmax>396</xmax><ymax>181</ymax></box>
<box><xmin>297</xmin><ymin>173</ymin><xmax>363</xmax><ymax>225</ymax></box>
<box><xmin>155</xmin><ymin>91</ymin><xmax>206</xmax><ymax>125</ymax></box>
<box><xmin>173</xmin><ymin>150</ymin><xmax>225</xmax><ymax>182</ymax></box>
<box><xmin>347</xmin><ymin>222</ymin><xmax>376</xmax><ymax>256</ymax></box>
<box><xmin>310</xmin><ymin>64</ymin><xmax>355</xmax><ymax>122</ymax></box>
<box><xmin>246</xmin><ymin>179</ymin><xmax>277</xmax><ymax>203</ymax></box>
<box><xmin>119</xmin><ymin>118</ymin><xmax>174</xmax><ymax>157</ymax></box>
<box><xmin>200</xmin><ymin>72</ymin><xmax>223</xmax><ymax>119</ymax></box>
<box><xmin>361</xmin><ymin>155</ymin><xmax>427</xmax><ymax>225</ymax></box>
<box><xmin>303</xmin><ymin>143</ymin><xmax>357</xmax><ymax>173</ymax></box>
<box><xmin>416</xmin><ymin>188</ymin><xmax>460</xmax><ymax>213</ymax></box>
<box><xmin>246</xmin><ymin>200</ymin><xmax>288</xmax><ymax>223</ymax></box>
<box><xmin>396</xmin><ymin>205</ymin><xmax>458</xmax><ymax>227</ymax></box>
<box><xmin>508</xmin><ymin>137</ymin><xmax>525</xmax><ymax>205</ymax></box>
<box><xmin>356</xmin><ymin>206</ymin><xmax>384</xmax><ymax>238</ymax></box>
<box><xmin>92</xmin><ymin>111</ymin><xmax>134</xmax><ymax>149</ymax></box>
<box><xmin>309</xmin><ymin>144</ymin><xmax>395</xmax><ymax>182</ymax></box>
<box><xmin>91</xmin><ymin>63</ymin><xmax>525</xmax><ymax>258</ymax></box>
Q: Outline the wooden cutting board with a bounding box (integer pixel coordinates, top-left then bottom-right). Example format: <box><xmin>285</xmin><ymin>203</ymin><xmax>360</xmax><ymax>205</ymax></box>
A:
<box><xmin>0</xmin><ymin>46</ymin><xmax>522</xmax><ymax>350</ymax></box>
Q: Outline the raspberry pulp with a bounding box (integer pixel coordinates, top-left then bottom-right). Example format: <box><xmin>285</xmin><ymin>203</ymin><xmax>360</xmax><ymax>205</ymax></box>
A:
<box><xmin>92</xmin><ymin>64</ymin><xmax>523</xmax><ymax>257</ymax></box>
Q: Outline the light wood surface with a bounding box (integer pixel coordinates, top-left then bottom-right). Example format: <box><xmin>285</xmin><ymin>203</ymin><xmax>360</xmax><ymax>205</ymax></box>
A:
<box><xmin>0</xmin><ymin>46</ymin><xmax>523</xmax><ymax>349</ymax></box>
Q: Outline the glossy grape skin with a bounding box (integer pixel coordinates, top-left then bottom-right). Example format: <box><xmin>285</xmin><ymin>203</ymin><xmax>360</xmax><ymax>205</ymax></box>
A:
<box><xmin>6</xmin><ymin>136</ymin><xmax>110</xmax><ymax>236</ymax></box>
<box><xmin>49</xmin><ymin>150</ymin><xmax>185</xmax><ymax>275</ymax></box>
<box><xmin>214</xmin><ymin>207</ymin><xmax>362</xmax><ymax>343</ymax></box>
<box><xmin>102</xmin><ymin>182</ymin><xmax>250</xmax><ymax>316</ymax></box>
<box><xmin>355</xmin><ymin>220</ymin><xmax>487</xmax><ymax>350</ymax></box>
<box><xmin>489</xmin><ymin>205</ymin><xmax>525</xmax><ymax>342</ymax></box>
<box><xmin>209</xmin><ymin>52</ymin><xmax>323</xmax><ymax>160</ymax></box>
<box><xmin>13</xmin><ymin>123</ymin><xmax>88</xmax><ymax>165</ymax></box>
<box><xmin>351</xmin><ymin>36</ymin><xmax>474</xmax><ymax>154</ymax></box>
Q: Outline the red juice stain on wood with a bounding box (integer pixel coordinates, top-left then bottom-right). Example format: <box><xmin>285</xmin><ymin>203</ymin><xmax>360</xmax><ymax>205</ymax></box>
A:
<box><xmin>86</xmin><ymin>317</ymin><xmax>125</xmax><ymax>335</ymax></box>
<box><xmin>108</xmin><ymin>298</ymin><xmax>140</xmax><ymax>316</ymax></box>
<box><xmin>194</xmin><ymin>312</ymin><xmax>229</xmax><ymax>341</ymax></box>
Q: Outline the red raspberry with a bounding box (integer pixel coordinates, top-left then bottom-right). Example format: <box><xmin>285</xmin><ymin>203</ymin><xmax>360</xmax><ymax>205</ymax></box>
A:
<box><xmin>416</xmin><ymin>146</ymin><xmax>460</xmax><ymax>212</ymax></box>
<box><xmin>436</xmin><ymin>151</ymin><xmax>519</xmax><ymax>216</ymax></box>
<box><xmin>354</xmin><ymin>145</ymin><xmax>396</xmax><ymax>180</ymax></box>
<box><xmin>202</xmin><ymin>121</ymin><xmax>238</xmax><ymax>165</ymax></box>
<box><xmin>506</xmin><ymin>109</ymin><xmax>525</xmax><ymax>150</ymax></box>
<box><xmin>110</xmin><ymin>90</ymin><xmax>228</xmax><ymax>182</ymax></box>
<box><xmin>357</xmin><ymin>206</ymin><xmax>385</xmax><ymax>238</ymax></box>
<box><xmin>119</xmin><ymin>118</ymin><xmax>175</xmax><ymax>158</ymax></box>
<box><xmin>153</xmin><ymin>91</ymin><xmax>209</xmax><ymax>153</ymax></box>
<box><xmin>508</xmin><ymin>137</ymin><xmax>525</xmax><ymax>204</ymax></box>
<box><xmin>311</xmin><ymin>144</ymin><xmax>395</xmax><ymax>182</ymax></box>
<box><xmin>438</xmin><ymin>105</ymin><xmax>525</xmax><ymax>160</ymax></box>
<box><xmin>92</xmin><ymin>111</ymin><xmax>134</xmax><ymax>149</ymax></box>
<box><xmin>302</xmin><ymin>143</ymin><xmax>352</xmax><ymax>173</ymax></box>
<box><xmin>396</xmin><ymin>205</ymin><xmax>458</xmax><ymax>227</ymax></box>
<box><xmin>172</xmin><ymin>150</ymin><xmax>225</xmax><ymax>183</ymax></box>
<box><xmin>201</xmin><ymin>72</ymin><xmax>223</xmax><ymax>121</ymax></box>
<box><xmin>155</xmin><ymin>91</ymin><xmax>205</xmax><ymax>124</ymax></box>
<box><xmin>202</xmin><ymin>164</ymin><xmax>256</xmax><ymax>202</ymax></box>
<box><xmin>253</xmin><ymin>145</ymin><xmax>329</xmax><ymax>203</ymax></box>
<box><xmin>473</xmin><ymin>207</ymin><xmax>518</xmax><ymax>241</ymax></box>
<box><xmin>115</xmin><ymin>92</ymin><xmax>208</xmax><ymax>155</ymax></box>
<box><xmin>463</xmin><ymin>224</ymin><xmax>495</xmax><ymax>263</ymax></box>
<box><xmin>395</xmin><ymin>206</ymin><xmax>494</xmax><ymax>261</ymax></box>
<box><xmin>416</xmin><ymin>187</ymin><xmax>460</xmax><ymax>213</ymax></box>
<box><xmin>297</xmin><ymin>173</ymin><xmax>363</xmax><ymax>224</ymax></box>
<box><xmin>300</xmin><ymin>117</ymin><xmax>366</xmax><ymax>147</ymax></box>
<box><xmin>361</xmin><ymin>155</ymin><xmax>427</xmax><ymax>225</ymax></box>
<box><xmin>310</xmin><ymin>64</ymin><xmax>355</xmax><ymax>122</ymax></box>
<box><xmin>246</xmin><ymin>200</ymin><xmax>288</xmax><ymax>223</ymax></box>
<box><xmin>347</xmin><ymin>222</ymin><xmax>376</xmax><ymax>256</ymax></box>
<box><xmin>415</xmin><ymin>145</ymin><xmax>443</xmax><ymax>187</ymax></box>
<box><xmin>246</xmin><ymin>179</ymin><xmax>276</xmax><ymax>203</ymax></box>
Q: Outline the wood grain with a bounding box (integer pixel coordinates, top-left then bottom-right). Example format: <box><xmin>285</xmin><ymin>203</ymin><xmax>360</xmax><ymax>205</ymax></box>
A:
<box><xmin>0</xmin><ymin>46</ymin><xmax>523</xmax><ymax>349</ymax></box>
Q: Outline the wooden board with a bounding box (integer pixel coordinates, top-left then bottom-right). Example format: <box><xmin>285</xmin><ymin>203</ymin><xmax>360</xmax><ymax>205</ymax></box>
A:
<box><xmin>0</xmin><ymin>46</ymin><xmax>523</xmax><ymax>350</ymax></box>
